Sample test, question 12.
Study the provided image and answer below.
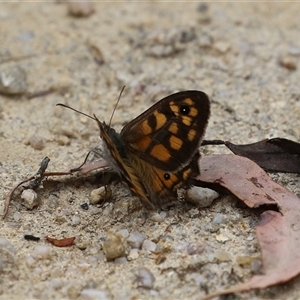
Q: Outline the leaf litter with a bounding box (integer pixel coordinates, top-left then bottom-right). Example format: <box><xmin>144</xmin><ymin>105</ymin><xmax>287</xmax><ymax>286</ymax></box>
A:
<box><xmin>198</xmin><ymin>154</ymin><xmax>300</xmax><ymax>299</ymax></box>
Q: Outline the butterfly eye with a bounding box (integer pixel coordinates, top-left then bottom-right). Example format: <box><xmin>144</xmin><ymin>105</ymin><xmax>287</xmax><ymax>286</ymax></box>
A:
<box><xmin>164</xmin><ymin>173</ymin><xmax>170</xmax><ymax>180</ymax></box>
<box><xmin>180</xmin><ymin>105</ymin><xmax>190</xmax><ymax>115</ymax></box>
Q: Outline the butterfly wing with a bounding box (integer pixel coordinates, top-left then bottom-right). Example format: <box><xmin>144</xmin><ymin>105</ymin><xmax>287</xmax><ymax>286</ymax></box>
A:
<box><xmin>121</xmin><ymin>91</ymin><xmax>210</xmax><ymax>172</ymax></box>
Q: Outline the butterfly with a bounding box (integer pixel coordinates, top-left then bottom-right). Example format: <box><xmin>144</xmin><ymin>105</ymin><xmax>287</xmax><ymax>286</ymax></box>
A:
<box><xmin>92</xmin><ymin>90</ymin><xmax>210</xmax><ymax>209</ymax></box>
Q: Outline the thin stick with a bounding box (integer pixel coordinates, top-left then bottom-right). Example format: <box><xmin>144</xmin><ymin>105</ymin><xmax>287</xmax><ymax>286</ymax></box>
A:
<box><xmin>3</xmin><ymin>175</ymin><xmax>35</xmax><ymax>219</ymax></box>
<box><xmin>201</xmin><ymin>139</ymin><xmax>226</xmax><ymax>146</ymax></box>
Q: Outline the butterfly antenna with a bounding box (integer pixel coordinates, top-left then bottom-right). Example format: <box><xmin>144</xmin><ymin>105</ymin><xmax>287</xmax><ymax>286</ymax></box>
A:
<box><xmin>56</xmin><ymin>103</ymin><xmax>96</xmax><ymax>121</ymax></box>
<box><xmin>108</xmin><ymin>86</ymin><xmax>126</xmax><ymax>126</ymax></box>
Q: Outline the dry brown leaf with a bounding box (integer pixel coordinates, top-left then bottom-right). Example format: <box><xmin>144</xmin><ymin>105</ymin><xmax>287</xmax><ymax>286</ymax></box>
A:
<box><xmin>225</xmin><ymin>138</ymin><xmax>300</xmax><ymax>173</ymax></box>
<box><xmin>45</xmin><ymin>236</ymin><xmax>75</xmax><ymax>247</ymax></box>
<box><xmin>197</xmin><ymin>154</ymin><xmax>300</xmax><ymax>299</ymax></box>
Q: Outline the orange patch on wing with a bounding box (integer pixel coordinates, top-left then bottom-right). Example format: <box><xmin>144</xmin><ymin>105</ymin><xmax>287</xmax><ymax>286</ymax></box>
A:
<box><xmin>154</xmin><ymin>110</ymin><xmax>167</xmax><ymax>130</ymax></box>
<box><xmin>189</xmin><ymin>107</ymin><xmax>198</xmax><ymax>117</ymax></box>
<box><xmin>183</xmin><ymin>168</ymin><xmax>191</xmax><ymax>180</ymax></box>
<box><xmin>132</xmin><ymin>135</ymin><xmax>152</xmax><ymax>151</ymax></box>
<box><xmin>141</xmin><ymin>120</ymin><xmax>152</xmax><ymax>135</ymax></box>
<box><xmin>182</xmin><ymin>115</ymin><xmax>192</xmax><ymax>126</ymax></box>
<box><xmin>170</xmin><ymin>102</ymin><xmax>179</xmax><ymax>114</ymax></box>
<box><xmin>168</xmin><ymin>122</ymin><xmax>179</xmax><ymax>134</ymax></box>
<box><xmin>156</xmin><ymin>170</ymin><xmax>178</xmax><ymax>189</ymax></box>
<box><xmin>183</xmin><ymin>97</ymin><xmax>193</xmax><ymax>106</ymax></box>
<box><xmin>169</xmin><ymin>135</ymin><xmax>183</xmax><ymax>150</ymax></box>
<box><xmin>187</xmin><ymin>129</ymin><xmax>197</xmax><ymax>141</ymax></box>
<box><xmin>150</xmin><ymin>144</ymin><xmax>171</xmax><ymax>161</ymax></box>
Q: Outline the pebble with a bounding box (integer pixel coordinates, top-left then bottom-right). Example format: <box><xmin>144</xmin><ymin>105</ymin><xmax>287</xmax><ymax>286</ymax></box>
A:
<box><xmin>29</xmin><ymin>135</ymin><xmax>45</xmax><ymax>150</ymax></box>
<box><xmin>80</xmin><ymin>203</ymin><xmax>89</xmax><ymax>210</ymax></box>
<box><xmin>213</xmin><ymin>41</ymin><xmax>231</xmax><ymax>53</ymax></box>
<box><xmin>67</xmin><ymin>1</ymin><xmax>95</xmax><ymax>18</ymax></box>
<box><xmin>215</xmin><ymin>251</ymin><xmax>230</xmax><ymax>262</ymax></box>
<box><xmin>0</xmin><ymin>237</ymin><xmax>16</xmax><ymax>254</ymax></box>
<box><xmin>102</xmin><ymin>203</ymin><xmax>114</xmax><ymax>216</ymax></box>
<box><xmin>127</xmin><ymin>232</ymin><xmax>146</xmax><ymax>249</ymax></box>
<box><xmin>185</xmin><ymin>272</ymin><xmax>205</xmax><ymax>285</ymax></box>
<box><xmin>114</xmin><ymin>256</ymin><xmax>127</xmax><ymax>264</ymax></box>
<box><xmin>47</xmin><ymin>195</ymin><xmax>59</xmax><ymax>209</ymax></box>
<box><xmin>66</xmin><ymin>284</ymin><xmax>80</xmax><ymax>299</ymax></box>
<box><xmin>197</xmin><ymin>3</ymin><xmax>211</xmax><ymax>24</ymax></box>
<box><xmin>149</xmin><ymin>212</ymin><xmax>166</xmax><ymax>223</ymax></box>
<box><xmin>25</xmin><ymin>255</ymin><xmax>36</xmax><ymax>267</ymax></box>
<box><xmin>117</xmin><ymin>229</ymin><xmax>129</xmax><ymax>238</ymax></box>
<box><xmin>21</xmin><ymin>189</ymin><xmax>39</xmax><ymax>210</ymax></box>
<box><xmin>278</xmin><ymin>55</ymin><xmax>297</xmax><ymax>70</ymax></box>
<box><xmin>251</xmin><ymin>259</ymin><xmax>262</xmax><ymax>273</ymax></box>
<box><xmin>187</xmin><ymin>243</ymin><xmax>204</xmax><ymax>255</ymax></box>
<box><xmin>236</xmin><ymin>255</ymin><xmax>255</xmax><ymax>266</ymax></box>
<box><xmin>90</xmin><ymin>186</ymin><xmax>112</xmax><ymax>205</ymax></box>
<box><xmin>127</xmin><ymin>248</ymin><xmax>139</xmax><ymax>261</ymax></box>
<box><xmin>81</xmin><ymin>289</ymin><xmax>110</xmax><ymax>300</ymax></box>
<box><xmin>71</xmin><ymin>215</ymin><xmax>81</xmax><ymax>226</ymax></box>
<box><xmin>215</xmin><ymin>233</ymin><xmax>230</xmax><ymax>243</ymax></box>
<box><xmin>141</xmin><ymin>239</ymin><xmax>157</xmax><ymax>252</ymax></box>
<box><xmin>136</xmin><ymin>266</ymin><xmax>155</xmax><ymax>289</ymax></box>
<box><xmin>54</xmin><ymin>215</ymin><xmax>67</xmax><ymax>224</ymax></box>
<box><xmin>212</xmin><ymin>213</ymin><xmax>226</xmax><ymax>224</ymax></box>
<box><xmin>56</xmin><ymin>135</ymin><xmax>70</xmax><ymax>146</ymax></box>
<box><xmin>198</xmin><ymin>34</ymin><xmax>213</xmax><ymax>49</ymax></box>
<box><xmin>13</xmin><ymin>211</ymin><xmax>21</xmax><ymax>222</ymax></box>
<box><xmin>102</xmin><ymin>231</ymin><xmax>126</xmax><ymax>261</ymax></box>
<box><xmin>31</xmin><ymin>245</ymin><xmax>52</xmax><ymax>260</ymax></box>
<box><xmin>186</xmin><ymin>187</ymin><xmax>219</xmax><ymax>208</ymax></box>
<box><xmin>75</xmin><ymin>239</ymin><xmax>89</xmax><ymax>251</ymax></box>
<box><xmin>87</xmin><ymin>254</ymin><xmax>106</xmax><ymax>266</ymax></box>
<box><xmin>50</xmin><ymin>278</ymin><xmax>64</xmax><ymax>290</ymax></box>
<box><xmin>0</xmin><ymin>65</ymin><xmax>27</xmax><ymax>95</ymax></box>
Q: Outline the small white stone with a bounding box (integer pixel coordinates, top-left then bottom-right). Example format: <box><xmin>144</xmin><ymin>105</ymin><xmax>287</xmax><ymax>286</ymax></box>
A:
<box><xmin>137</xmin><ymin>266</ymin><xmax>155</xmax><ymax>289</ymax></box>
<box><xmin>117</xmin><ymin>229</ymin><xmax>129</xmax><ymax>238</ymax></box>
<box><xmin>0</xmin><ymin>237</ymin><xmax>16</xmax><ymax>253</ymax></box>
<box><xmin>213</xmin><ymin>41</ymin><xmax>231</xmax><ymax>53</ymax></box>
<box><xmin>21</xmin><ymin>189</ymin><xmax>39</xmax><ymax>210</ymax></box>
<box><xmin>186</xmin><ymin>187</ymin><xmax>219</xmax><ymax>208</ymax></box>
<box><xmin>29</xmin><ymin>135</ymin><xmax>45</xmax><ymax>150</ymax></box>
<box><xmin>50</xmin><ymin>278</ymin><xmax>64</xmax><ymax>290</ymax></box>
<box><xmin>31</xmin><ymin>245</ymin><xmax>52</xmax><ymax>260</ymax></box>
<box><xmin>212</xmin><ymin>213</ymin><xmax>226</xmax><ymax>224</ymax></box>
<box><xmin>127</xmin><ymin>232</ymin><xmax>146</xmax><ymax>249</ymax></box>
<box><xmin>71</xmin><ymin>215</ymin><xmax>81</xmax><ymax>226</ymax></box>
<box><xmin>114</xmin><ymin>256</ymin><xmax>127</xmax><ymax>264</ymax></box>
<box><xmin>101</xmin><ymin>203</ymin><xmax>114</xmax><ymax>216</ymax></box>
<box><xmin>149</xmin><ymin>212</ymin><xmax>165</xmax><ymax>223</ymax></box>
<box><xmin>141</xmin><ymin>239</ymin><xmax>157</xmax><ymax>252</ymax></box>
<box><xmin>0</xmin><ymin>66</ymin><xmax>27</xmax><ymax>95</ymax></box>
<box><xmin>216</xmin><ymin>233</ymin><xmax>230</xmax><ymax>243</ymax></box>
<box><xmin>127</xmin><ymin>248</ymin><xmax>139</xmax><ymax>261</ymax></box>
<box><xmin>90</xmin><ymin>186</ymin><xmax>112</xmax><ymax>205</ymax></box>
<box><xmin>13</xmin><ymin>211</ymin><xmax>21</xmax><ymax>222</ymax></box>
<box><xmin>25</xmin><ymin>255</ymin><xmax>36</xmax><ymax>267</ymax></box>
<box><xmin>81</xmin><ymin>289</ymin><xmax>110</xmax><ymax>300</ymax></box>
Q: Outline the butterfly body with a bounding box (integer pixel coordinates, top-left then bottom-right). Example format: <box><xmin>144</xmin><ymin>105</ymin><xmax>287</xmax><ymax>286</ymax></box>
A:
<box><xmin>95</xmin><ymin>90</ymin><xmax>210</xmax><ymax>208</ymax></box>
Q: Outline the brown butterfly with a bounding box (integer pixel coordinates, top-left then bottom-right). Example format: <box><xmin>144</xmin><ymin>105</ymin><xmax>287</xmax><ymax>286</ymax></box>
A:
<box><xmin>93</xmin><ymin>90</ymin><xmax>210</xmax><ymax>208</ymax></box>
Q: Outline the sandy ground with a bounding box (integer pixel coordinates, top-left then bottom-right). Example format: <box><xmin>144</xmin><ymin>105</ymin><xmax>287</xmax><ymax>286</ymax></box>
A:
<box><xmin>0</xmin><ymin>2</ymin><xmax>300</xmax><ymax>300</ymax></box>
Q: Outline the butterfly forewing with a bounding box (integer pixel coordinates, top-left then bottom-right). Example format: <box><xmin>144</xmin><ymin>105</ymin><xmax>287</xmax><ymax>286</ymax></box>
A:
<box><xmin>121</xmin><ymin>91</ymin><xmax>210</xmax><ymax>172</ymax></box>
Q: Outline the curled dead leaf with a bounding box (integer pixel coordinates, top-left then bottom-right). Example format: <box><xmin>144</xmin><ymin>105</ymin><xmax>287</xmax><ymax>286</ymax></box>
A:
<box><xmin>198</xmin><ymin>154</ymin><xmax>300</xmax><ymax>299</ymax></box>
<box><xmin>45</xmin><ymin>236</ymin><xmax>75</xmax><ymax>247</ymax></box>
